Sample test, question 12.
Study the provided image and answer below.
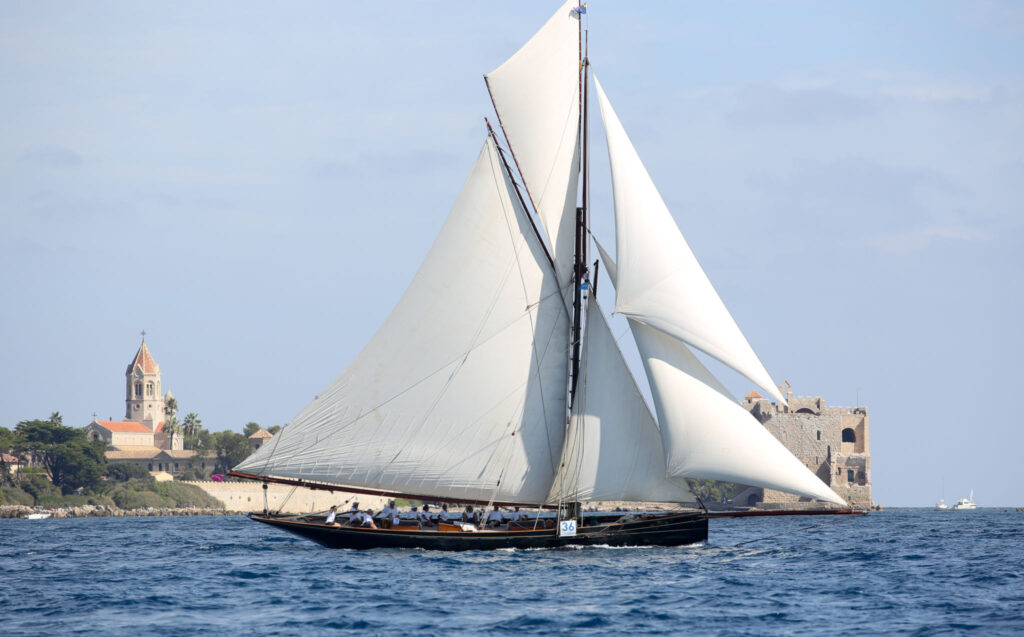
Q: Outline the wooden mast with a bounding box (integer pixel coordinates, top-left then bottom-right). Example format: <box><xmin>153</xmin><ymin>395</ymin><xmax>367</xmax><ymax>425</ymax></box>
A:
<box><xmin>569</xmin><ymin>22</ymin><xmax>589</xmax><ymax>409</ymax></box>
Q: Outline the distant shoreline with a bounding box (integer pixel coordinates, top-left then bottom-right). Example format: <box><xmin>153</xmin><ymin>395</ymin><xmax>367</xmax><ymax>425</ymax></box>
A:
<box><xmin>0</xmin><ymin>504</ymin><xmax>244</xmax><ymax>519</ymax></box>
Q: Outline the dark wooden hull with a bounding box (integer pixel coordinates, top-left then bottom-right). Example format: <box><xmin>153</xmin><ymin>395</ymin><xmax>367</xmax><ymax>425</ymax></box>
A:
<box><xmin>250</xmin><ymin>511</ymin><xmax>708</xmax><ymax>551</ymax></box>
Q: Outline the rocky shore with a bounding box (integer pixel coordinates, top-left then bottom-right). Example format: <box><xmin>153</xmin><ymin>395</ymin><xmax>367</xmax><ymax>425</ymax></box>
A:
<box><xmin>0</xmin><ymin>504</ymin><xmax>244</xmax><ymax>519</ymax></box>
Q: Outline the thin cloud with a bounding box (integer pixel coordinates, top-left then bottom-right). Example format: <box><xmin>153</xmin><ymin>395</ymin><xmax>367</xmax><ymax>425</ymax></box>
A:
<box><xmin>18</xmin><ymin>146</ymin><xmax>83</xmax><ymax>169</ymax></box>
<box><xmin>870</xmin><ymin>224</ymin><xmax>994</xmax><ymax>255</ymax></box>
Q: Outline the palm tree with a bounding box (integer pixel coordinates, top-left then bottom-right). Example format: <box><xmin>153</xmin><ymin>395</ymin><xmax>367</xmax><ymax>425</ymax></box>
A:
<box><xmin>182</xmin><ymin>413</ymin><xmax>202</xmax><ymax>450</ymax></box>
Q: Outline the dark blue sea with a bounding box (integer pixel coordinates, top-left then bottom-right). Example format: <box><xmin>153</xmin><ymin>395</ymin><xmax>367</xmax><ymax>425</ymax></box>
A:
<box><xmin>2</xmin><ymin>509</ymin><xmax>1022</xmax><ymax>635</ymax></box>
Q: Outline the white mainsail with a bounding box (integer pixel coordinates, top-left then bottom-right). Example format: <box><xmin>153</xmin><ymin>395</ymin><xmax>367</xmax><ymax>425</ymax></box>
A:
<box><xmin>547</xmin><ymin>301</ymin><xmax>696</xmax><ymax>504</ymax></box>
<box><xmin>593</xmin><ymin>75</ymin><xmax>787</xmax><ymax>406</ymax></box>
<box><xmin>596</xmin><ymin>248</ymin><xmax>845</xmax><ymax>505</ymax></box>
<box><xmin>485</xmin><ymin>0</ymin><xmax>582</xmax><ymax>291</ymax></box>
<box><xmin>235</xmin><ymin>138</ymin><xmax>570</xmax><ymax>505</ymax></box>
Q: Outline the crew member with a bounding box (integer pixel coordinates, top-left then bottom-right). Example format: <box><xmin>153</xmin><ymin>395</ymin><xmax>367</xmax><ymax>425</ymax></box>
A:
<box><xmin>486</xmin><ymin>505</ymin><xmax>505</xmax><ymax>528</ymax></box>
<box><xmin>325</xmin><ymin>505</ymin><xmax>339</xmax><ymax>526</ymax></box>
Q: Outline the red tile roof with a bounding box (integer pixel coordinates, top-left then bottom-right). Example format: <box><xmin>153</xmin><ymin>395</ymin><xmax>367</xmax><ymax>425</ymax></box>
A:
<box><xmin>153</xmin><ymin>421</ymin><xmax>167</xmax><ymax>433</ymax></box>
<box><xmin>745</xmin><ymin>391</ymin><xmax>763</xmax><ymax>399</ymax></box>
<box><xmin>248</xmin><ymin>428</ymin><xmax>273</xmax><ymax>439</ymax></box>
<box><xmin>94</xmin><ymin>420</ymin><xmax>151</xmax><ymax>433</ymax></box>
<box><xmin>126</xmin><ymin>340</ymin><xmax>159</xmax><ymax>375</ymax></box>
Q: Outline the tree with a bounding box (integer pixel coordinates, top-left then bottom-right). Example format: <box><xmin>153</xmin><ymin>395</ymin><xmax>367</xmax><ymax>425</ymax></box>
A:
<box><xmin>243</xmin><ymin>422</ymin><xmax>262</xmax><ymax>437</ymax></box>
<box><xmin>213</xmin><ymin>431</ymin><xmax>251</xmax><ymax>475</ymax></box>
<box><xmin>0</xmin><ymin>426</ymin><xmax>16</xmax><ymax>486</ymax></box>
<box><xmin>13</xmin><ymin>417</ymin><xmax>107</xmax><ymax>494</ymax></box>
<box><xmin>163</xmin><ymin>395</ymin><xmax>180</xmax><ymax>435</ymax></box>
<box><xmin>267</xmin><ymin>425</ymin><xmax>282</xmax><ymax>435</ymax></box>
<box><xmin>182</xmin><ymin>412</ymin><xmax>202</xmax><ymax>450</ymax></box>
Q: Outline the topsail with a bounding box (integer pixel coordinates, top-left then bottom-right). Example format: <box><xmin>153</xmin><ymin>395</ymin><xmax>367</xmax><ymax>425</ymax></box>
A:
<box><xmin>485</xmin><ymin>0</ymin><xmax>582</xmax><ymax>291</ymax></box>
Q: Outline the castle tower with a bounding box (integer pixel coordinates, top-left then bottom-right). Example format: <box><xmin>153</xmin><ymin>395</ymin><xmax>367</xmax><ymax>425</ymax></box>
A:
<box><xmin>125</xmin><ymin>335</ymin><xmax>164</xmax><ymax>432</ymax></box>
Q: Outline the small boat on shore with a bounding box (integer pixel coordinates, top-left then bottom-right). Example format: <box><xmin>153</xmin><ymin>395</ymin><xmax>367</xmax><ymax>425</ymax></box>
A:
<box><xmin>24</xmin><ymin>512</ymin><xmax>51</xmax><ymax>520</ymax></box>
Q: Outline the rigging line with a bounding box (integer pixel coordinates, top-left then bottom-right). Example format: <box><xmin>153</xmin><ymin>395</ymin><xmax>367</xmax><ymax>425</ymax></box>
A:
<box><xmin>490</xmin><ymin>144</ymin><xmax>563</xmax><ymax>480</ymax></box>
<box><xmin>734</xmin><ymin>514</ymin><xmax>860</xmax><ymax>548</ymax></box>
<box><xmin>272</xmin><ymin>484</ymin><xmax>299</xmax><ymax>516</ymax></box>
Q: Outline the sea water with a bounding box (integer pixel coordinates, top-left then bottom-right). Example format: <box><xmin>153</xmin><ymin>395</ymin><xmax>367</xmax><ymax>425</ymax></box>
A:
<box><xmin>1</xmin><ymin>509</ymin><xmax>1021</xmax><ymax>635</ymax></box>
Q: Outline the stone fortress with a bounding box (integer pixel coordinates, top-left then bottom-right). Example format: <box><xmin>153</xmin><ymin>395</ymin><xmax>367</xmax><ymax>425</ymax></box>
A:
<box><xmin>741</xmin><ymin>381</ymin><xmax>873</xmax><ymax>510</ymax></box>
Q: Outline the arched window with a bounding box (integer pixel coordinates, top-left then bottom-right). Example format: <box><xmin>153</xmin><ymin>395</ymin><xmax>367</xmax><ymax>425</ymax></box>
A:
<box><xmin>842</xmin><ymin>428</ymin><xmax>856</xmax><ymax>443</ymax></box>
<box><xmin>146</xmin><ymin>382</ymin><xmax>154</xmax><ymax>396</ymax></box>
<box><xmin>135</xmin><ymin>382</ymin><xmax>142</xmax><ymax>397</ymax></box>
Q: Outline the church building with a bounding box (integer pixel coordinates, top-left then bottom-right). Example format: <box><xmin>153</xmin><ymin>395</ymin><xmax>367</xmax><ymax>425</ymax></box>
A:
<box><xmin>85</xmin><ymin>337</ymin><xmax>198</xmax><ymax>475</ymax></box>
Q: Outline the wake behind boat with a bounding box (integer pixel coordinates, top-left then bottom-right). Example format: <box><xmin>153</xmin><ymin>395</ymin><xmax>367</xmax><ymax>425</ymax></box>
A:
<box><xmin>231</xmin><ymin>1</ymin><xmax>847</xmax><ymax>550</ymax></box>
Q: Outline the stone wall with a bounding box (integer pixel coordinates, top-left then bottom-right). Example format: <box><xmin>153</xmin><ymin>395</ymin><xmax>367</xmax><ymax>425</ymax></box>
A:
<box><xmin>744</xmin><ymin>383</ymin><xmax>873</xmax><ymax>509</ymax></box>
<box><xmin>182</xmin><ymin>481</ymin><xmax>388</xmax><ymax>514</ymax></box>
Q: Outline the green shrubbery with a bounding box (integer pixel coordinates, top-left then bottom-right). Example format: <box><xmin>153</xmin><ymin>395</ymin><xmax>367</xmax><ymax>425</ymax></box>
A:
<box><xmin>2</xmin><ymin>413</ymin><xmax>230</xmax><ymax>510</ymax></box>
<box><xmin>0</xmin><ymin>486</ymin><xmax>35</xmax><ymax>506</ymax></box>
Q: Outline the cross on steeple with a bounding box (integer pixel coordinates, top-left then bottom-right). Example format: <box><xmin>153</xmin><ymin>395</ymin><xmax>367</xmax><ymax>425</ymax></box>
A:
<box><xmin>140</xmin><ymin>330</ymin><xmax>146</xmax><ymax>340</ymax></box>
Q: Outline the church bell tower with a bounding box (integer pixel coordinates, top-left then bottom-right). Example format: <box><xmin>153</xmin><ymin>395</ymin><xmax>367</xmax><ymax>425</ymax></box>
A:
<box><xmin>125</xmin><ymin>333</ymin><xmax>164</xmax><ymax>431</ymax></box>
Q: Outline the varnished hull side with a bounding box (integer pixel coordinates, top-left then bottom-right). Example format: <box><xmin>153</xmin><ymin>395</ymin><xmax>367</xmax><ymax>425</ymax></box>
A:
<box><xmin>250</xmin><ymin>512</ymin><xmax>708</xmax><ymax>551</ymax></box>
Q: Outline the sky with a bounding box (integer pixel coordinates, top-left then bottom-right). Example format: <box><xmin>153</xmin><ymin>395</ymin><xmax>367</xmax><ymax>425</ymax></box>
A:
<box><xmin>1</xmin><ymin>1</ymin><xmax>1021</xmax><ymax>506</ymax></box>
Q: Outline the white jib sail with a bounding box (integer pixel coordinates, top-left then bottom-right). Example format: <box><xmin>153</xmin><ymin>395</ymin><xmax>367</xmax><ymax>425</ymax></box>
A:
<box><xmin>485</xmin><ymin>0</ymin><xmax>582</xmax><ymax>292</ymax></box>
<box><xmin>598</xmin><ymin>242</ymin><xmax>844</xmax><ymax>505</ymax></box>
<box><xmin>547</xmin><ymin>300</ymin><xmax>696</xmax><ymax>504</ymax></box>
<box><xmin>630</xmin><ymin>319</ymin><xmax>846</xmax><ymax>505</ymax></box>
<box><xmin>235</xmin><ymin>137</ymin><xmax>570</xmax><ymax>505</ymax></box>
<box><xmin>593</xmin><ymin>75</ymin><xmax>786</xmax><ymax>406</ymax></box>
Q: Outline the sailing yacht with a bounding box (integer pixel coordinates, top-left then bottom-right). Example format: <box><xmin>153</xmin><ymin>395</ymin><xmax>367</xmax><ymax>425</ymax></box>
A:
<box><xmin>231</xmin><ymin>1</ymin><xmax>845</xmax><ymax>550</ymax></box>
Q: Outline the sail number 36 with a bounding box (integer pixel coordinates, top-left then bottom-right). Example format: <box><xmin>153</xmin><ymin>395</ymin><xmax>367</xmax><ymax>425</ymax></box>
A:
<box><xmin>559</xmin><ymin>520</ymin><xmax>577</xmax><ymax>537</ymax></box>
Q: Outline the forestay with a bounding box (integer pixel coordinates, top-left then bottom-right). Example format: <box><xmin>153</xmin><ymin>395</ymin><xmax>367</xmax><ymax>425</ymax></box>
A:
<box><xmin>547</xmin><ymin>301</ymin><xmax>696</xmax><ymax>505</ymax></box>
<box><xmin>235</xmin><ymin>138</ymin><xmax>570</xmax><ymax>505</ymax></box>
<box><xmin>593</xmin><ymin>76</ymin><xmax>786</xmax><ymax>406</ymax></box>
<box><xmin>485</xmin><ymin>0</ymin><xmax>582</xmax><ymax>291</ymax></box>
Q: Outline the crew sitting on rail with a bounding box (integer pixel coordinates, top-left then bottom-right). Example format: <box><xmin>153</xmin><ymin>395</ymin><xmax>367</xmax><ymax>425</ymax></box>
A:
<box><xmin>438</xmin><ymin>503</ymin><xmax>452</xmax><ymax>523</ymax></box>
<box><xmin>349</xmin><ymin>509</ymin><xmax>377</xmax><ymax>528</ymax></box>
<box><xmin>485</xmin><ymin>505</ymin><xmax>505</xmax><ymax>528</ymax></box>
<box><xmin>348</xmin><ymin>502</ymin><xmax>360</xmax><ymax>520</ymax></box>
<box><xmin>407</xmin><ymin>505</ymin><xmax>419</xmax><ymax>522</ymax></box>
<box><xmin>325</xmin><ymin>505</ymin><xmax>339</xmax><ymax>526</ymax></box>
<box><xmin>419</xmin><ymin>504</ymin><xmax>433</xmax><ymax>527</ymax></box>
<box><xmin>462</xmin><ymin>505</ymin><xmax>479</xmax><ymax>525</ymax></box>
<box><xmin>377</xmin><ymin>500</ymin><xmax>397</xmax><ymax>520</ymax></box>
<box><xmin>376</xmin><ymin>500</ymin><xmax>397</xmax><ymax>528</ymax></box>
<box><xmin>510</xmin><ymin>506</ymin><xmax>526</xmax><ymax>523</ymax></box>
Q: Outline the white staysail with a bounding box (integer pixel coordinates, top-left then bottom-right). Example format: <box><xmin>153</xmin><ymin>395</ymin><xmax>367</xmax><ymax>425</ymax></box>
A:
<box><xmin>485</xmin><ymin>0</ymin><xmax>582</xmax><ymax>291</ymax></box>
<box><xmin>548</xmin><ymin>301</ymin><xmax>696</xmax><ymax>504</ymax></box>
<box><xmin>597</xmin><ymin>243</ymin><xmax>844</xmax><ymax>505</ymax></box>
<box><xmin>235</xmin><ymin>138</ymin><xmax>570</xmax><ymax>505</ymax></box>
<box><xmin>593</xmin><ymin>76</ymin><xmax>786</xmax><ymax>406</ymax></box>
<box><xmin>630</xmin><ymin>320</ymin><xmax>846</xmax><ymax>505</ymax></box>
